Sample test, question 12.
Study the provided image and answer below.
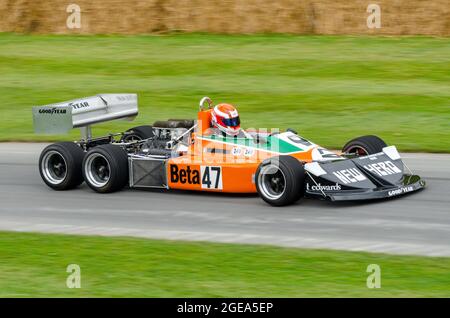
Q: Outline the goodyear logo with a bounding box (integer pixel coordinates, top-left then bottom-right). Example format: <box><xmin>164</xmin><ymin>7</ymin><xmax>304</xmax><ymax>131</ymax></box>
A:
<box><xmin>388</xmin><ymin>186</ymin><xmax>413</xmax><ymax>196</ymax></box>
<box><xmin>38</xmin><ymin>107</ymin><xmax>67</xmax><ymax>114</ymax></box>
<box><xmin>68</xmin><ymin>101</ymin><xmax>89</xmax><ymax>109</ymax></box>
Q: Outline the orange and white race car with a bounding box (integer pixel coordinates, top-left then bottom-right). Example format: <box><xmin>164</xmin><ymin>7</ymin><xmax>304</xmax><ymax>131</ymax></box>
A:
<box><xmin>34</xmin><ymin>95</ymin><xmax>425</xmax><ymax>206</ymax></box>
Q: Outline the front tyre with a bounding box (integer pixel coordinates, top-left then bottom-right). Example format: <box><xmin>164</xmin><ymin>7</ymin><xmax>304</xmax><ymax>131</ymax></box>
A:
<box><xmin>342</xmin><ymin>135</ymin><xmax>387</xmax><ymax>156</ymax></box>
<box><xmin>39</xmin><ymin>142</ymin><xmax>85</xmax><ymax>190</ymax></box>
<box><xmin>255</xmin><ymin>156</ymin><xmax>305</xmax><ymax>206</ymax></box>
<box><xmin>82</xmin><ymin>144</ymin><xmax>129</xmax><ymax>193</ymax></box>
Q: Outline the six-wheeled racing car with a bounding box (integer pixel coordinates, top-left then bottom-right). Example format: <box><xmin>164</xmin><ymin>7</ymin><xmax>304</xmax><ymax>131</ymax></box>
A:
<box><xmin>33</xmin><ymin>94</ymin><xmax>425</xmax><ymax>206</ymax></box>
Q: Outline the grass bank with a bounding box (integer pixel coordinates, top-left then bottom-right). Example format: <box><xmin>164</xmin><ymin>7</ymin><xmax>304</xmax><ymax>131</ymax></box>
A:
<box><xmin>0</xmin><ymin>231</ymin><xmax>449</xmax><ymax>297</ymax></box>
<box><xmin>0</xmin><ymin>33</ymin><xmax>449</xmax><ymax>152</ymax></box>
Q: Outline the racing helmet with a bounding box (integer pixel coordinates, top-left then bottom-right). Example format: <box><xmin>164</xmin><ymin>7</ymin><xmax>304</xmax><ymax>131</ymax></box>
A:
<box><xmin>211</xmin><ymin>103</ymin><xmax>241</xmax><ymax>136</ymax></box>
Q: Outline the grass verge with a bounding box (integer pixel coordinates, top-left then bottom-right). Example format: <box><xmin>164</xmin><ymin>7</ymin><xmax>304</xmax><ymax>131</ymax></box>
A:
<box><xmin>0</xmin><ymin>33</ymin><xmax>449</xmax><ymax>152</ymax></box>
<box><xmin>0</xmin><ymin>231</ymin><xmax>449</xmax><ymax>297</ymax></box>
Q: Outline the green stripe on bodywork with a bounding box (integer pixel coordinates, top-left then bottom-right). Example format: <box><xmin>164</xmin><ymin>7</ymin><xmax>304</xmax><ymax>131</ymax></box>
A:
<box><xmin>203</xmin><ymin>134</ymin><xmax>302</xmax><ymax>154</ymax></box>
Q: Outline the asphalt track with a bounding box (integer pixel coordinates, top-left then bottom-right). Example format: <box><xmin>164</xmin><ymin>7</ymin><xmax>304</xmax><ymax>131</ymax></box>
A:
<box><xmin>0</xmin><ymin>143</ymin><xmax>449</xmax><ymax>256</ymax></box>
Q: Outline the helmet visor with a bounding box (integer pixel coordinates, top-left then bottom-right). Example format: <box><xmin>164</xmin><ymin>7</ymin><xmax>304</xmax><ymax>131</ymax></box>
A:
<box><xmin>222</xmin><ymin>116</ymin><xmax>240</xmax><ymax>127</ymax></box>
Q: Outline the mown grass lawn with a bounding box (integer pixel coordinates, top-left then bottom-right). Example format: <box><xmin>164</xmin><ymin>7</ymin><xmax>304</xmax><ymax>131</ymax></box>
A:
<box><xmin>0</xmin><ymin>231</ymin><xmax>449</xmax><ymax>297</ymax></box>
<box><xmin>0</xmin><ymin>33</ymin><xmax>449</xmax><ymax>152</ymax></box>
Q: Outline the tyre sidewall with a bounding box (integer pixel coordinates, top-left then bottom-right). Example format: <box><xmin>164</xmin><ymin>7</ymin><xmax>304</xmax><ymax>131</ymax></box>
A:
<box><xmin>83</xmin><ymin>145</ymin><xmax>129</xmax><ymax>193</ymax></box>
<box><xmin>342</xmin><ymin>135</ymin><xmax>387</xmax><ymax>155</ymax></box>
<box><xmin>256</xmin><ymin>156</ymin><xmax>305</xmax><ymax>206</ymax></box>
<box><xmin>38</xmin><ymin>142</ymin><xmax>84</xmax><ymax>190</ymax></box>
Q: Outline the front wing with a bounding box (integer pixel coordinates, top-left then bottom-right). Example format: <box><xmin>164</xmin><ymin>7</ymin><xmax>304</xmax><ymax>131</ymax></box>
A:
<box><xmin>304</xmin><ymin>146</ymin><xmax>426</xmax><ymax>201</ymax></box>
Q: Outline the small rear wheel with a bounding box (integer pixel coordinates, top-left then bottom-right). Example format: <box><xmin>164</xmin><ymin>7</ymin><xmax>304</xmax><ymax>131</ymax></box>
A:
<box><xmin>39</xmin><ymin>142</ymin><xmax>85</xmax><ymax>190</ymax></box>
<box><xmin>82</xmin><ymin>144</ymin><xmax>129</xmax><ymax>193</ymax></box>
<box><xmin>255</xmin><ymin>156</ymin><xmax>305</xmax><ymax>206</ymax></box>
<box><xmin>342</xmin><ymin>135</ymin><xmax>387</xmax><ymax>156</ymax></box>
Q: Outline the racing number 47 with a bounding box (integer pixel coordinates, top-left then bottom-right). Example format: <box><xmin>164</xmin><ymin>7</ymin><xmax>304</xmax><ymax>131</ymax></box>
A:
<box><xmin>201</xmin><ymin>166</ymin><xmax>222</xmax><ymax>190</ymax></box>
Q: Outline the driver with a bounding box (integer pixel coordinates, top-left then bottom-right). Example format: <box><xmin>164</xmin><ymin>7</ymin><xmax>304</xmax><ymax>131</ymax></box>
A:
<box><xmin>208</xmin><ymin>103</ymin><xmax>249</xmax><ymax>138</ymax></box>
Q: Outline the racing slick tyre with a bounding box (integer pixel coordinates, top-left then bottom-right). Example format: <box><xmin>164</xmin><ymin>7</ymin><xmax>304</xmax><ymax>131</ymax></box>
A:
<box><xmin>121</xmin><ymin>125</ymin><xmax>154</xmax><ymax>142</ymax></box>
<box><xmin>255</xmin><ymin>156</ymin><xmax>305</xmax><ymax>207</ymax></box>
<box><xmin>39</xmin><ymin>142</ymin><xmax>85</xmax><ymax>190</ymax></box>
<box><xmin>342</xmin><ymin>135</ymin><xmax>387</xmax><ymax>156</ymax></box>
<box><xmin>82</xmin><ymin>144</ymin><xmax>129</xmax><ymax>193</ymax></box>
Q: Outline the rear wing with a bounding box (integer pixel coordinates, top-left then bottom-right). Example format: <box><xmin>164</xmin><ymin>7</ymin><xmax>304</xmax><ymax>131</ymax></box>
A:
<box><xmin>32</xmin><ymin>94</ymin><xmax>138</xmax><ymax>135</ymax></box>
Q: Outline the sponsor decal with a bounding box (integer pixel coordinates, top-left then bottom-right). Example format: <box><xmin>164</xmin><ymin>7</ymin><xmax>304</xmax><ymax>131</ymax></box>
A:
<box><xmin>170</xmin><ymin>165</ymin><xmax>223</xmax><ymax>190</ymax></box>
<box><xmin>244</xmin><ymin>148</ymin><xmax>254</xmax><ymax>157</ymax></box>
<box><xmin>230</xmin><ymin>147</ymin><xmax>254</xmax><ymax>157</ymax></box>
<box><xmin>307</xmin><ymin>183</ymin><xmax>342</xmax><ymax>191</ymax></box>
<box><xmin>68</xmin><ymin>101</ymin><xmax>89</xmax><ymax>110</ymax></box>
<box><xmin>364</xmin><ymin>160</ymin><xmax>401</xmax><ymax>177</ymax></box>
<box><xmin>38</xmin><ymin>107</ymin><xmax>67</xmax><ymax>114</ymax></box>
<box><xmin>388</xmin><ymin>186</ymin><xmax>413</xmax><ymax>197</ymax></box>
<box><xmin>231</xmin><ymin>147</ymin><xmax>241</xmax><ymax>156</ymax></box>
<box><xmin>170</xmin><ymin>165</ymin><xmax>200</xmax><ymax>185</ymax></box>
<box><xmin>200</xmin><ymin>166</ymin><xmax>222</xmax><ymax>189</ymax></box>
<box><xmin>333</xmin><ymin>168</ymin><xmax>367</xmax><ymax>184</ymax></box>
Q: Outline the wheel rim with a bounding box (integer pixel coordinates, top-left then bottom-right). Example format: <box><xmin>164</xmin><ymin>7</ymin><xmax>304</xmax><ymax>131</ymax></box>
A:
<box><xmin>41</xmin><ymin>150</ymin><xmax>67</xmax><ymax>185</ymax></box>
<box><xmin>85</xmin><ymin>153</ymin><xmax>111</xmax><ymax>188</ymax></box>
<box><xmin>258</xmin><ymin>164</ymin><xmax>286</xmax><ymax>200</ymax></box>
<box><xmin>346</xmin><ymin>146</ymin><xmax>368</xmax><ymax>157</ymax></box>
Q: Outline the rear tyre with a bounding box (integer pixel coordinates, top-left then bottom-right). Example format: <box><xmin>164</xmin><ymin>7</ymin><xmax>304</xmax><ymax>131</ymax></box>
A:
<box><xmin>82</xmin><ymin>144</ymin><xmax>129</xmax><ymax>193</ymax></box>
<box><xmin>342</xmin><ymin>135</ymin><xmax>387</xmax><ymax>156</ymax></box>
<box><xmin>255</xmin><ymin>156</ymin><xmax>305</xmax><ymax>206</ymax></box>
<box><xmin>39</xmin><ymin>142</ymin><xmax>85</xmax><ymax>190</ymax></box>
<box><xmin>121</xmin><ymin>125</ymin><xmax>154</xmax><ymax>142</ymax></box>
